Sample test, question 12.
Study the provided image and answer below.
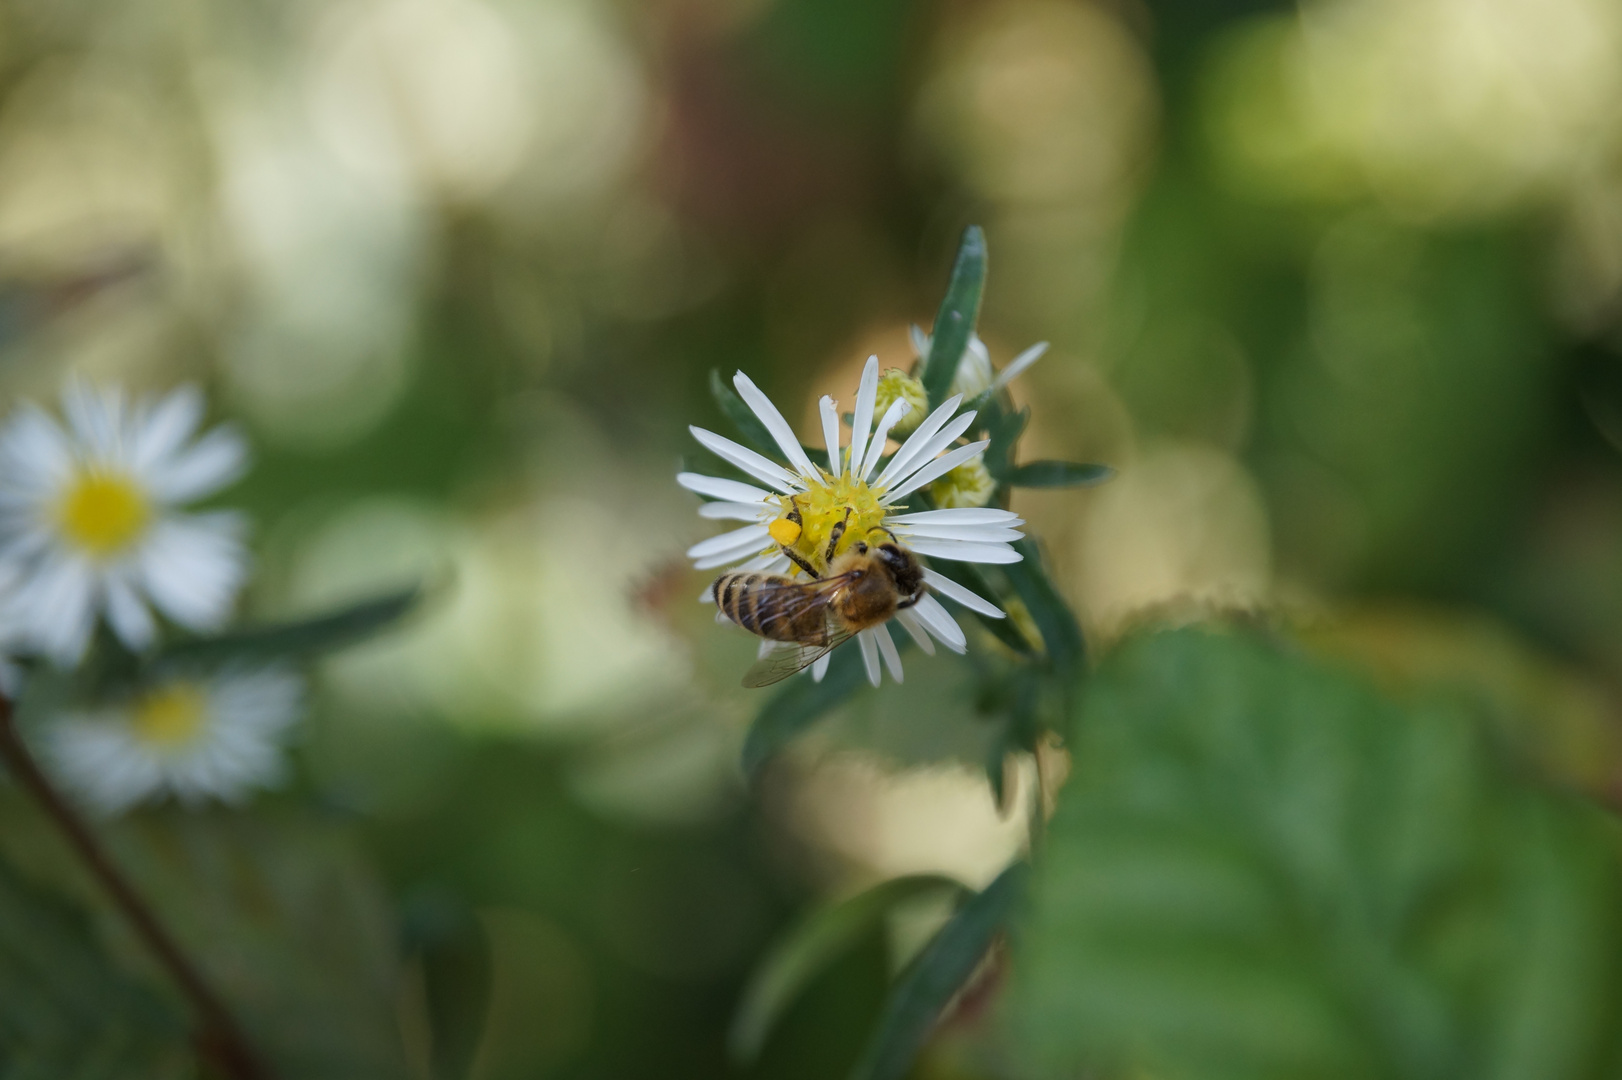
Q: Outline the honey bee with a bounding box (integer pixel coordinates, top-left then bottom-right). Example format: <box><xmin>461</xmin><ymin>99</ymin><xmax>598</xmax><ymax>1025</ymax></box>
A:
<box><xmin>713</xmin><ymin>521</ymin><xmax>925</xmax><ymax>687</ymax></box>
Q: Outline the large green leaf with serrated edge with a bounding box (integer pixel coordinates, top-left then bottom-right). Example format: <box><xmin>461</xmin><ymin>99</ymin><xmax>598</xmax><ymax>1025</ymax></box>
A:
<box><xmin>921</xmin><ymin>227</ymin><xmax>988</xmax><ymax>409</ymax></box>
<box><xmin>0</xmin><ymin>854</ymin><xmax>188</xmax><ymax>1079</ymax></box>
<box><xmin>1014</xmin><ymin>627</ymin><xmax>1622</xmax><ymax>1080</ymax></box>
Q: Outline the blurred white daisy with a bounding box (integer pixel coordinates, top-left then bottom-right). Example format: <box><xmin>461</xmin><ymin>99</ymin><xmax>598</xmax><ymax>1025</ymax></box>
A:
<box><xmin>44</xmin><ymin>666</ymin><xmax>303</xmax><ymax>814</ymax></box>
<box><xmin>908</xmin><ymin>326</ymin><xmax>1048</xmax><ymax>400</ymax></box>
<box><xmin>0</xmin><ymin>383</ymin><xmax>250</xmax><ymax>664</ymax></box>
<box><xmin>679</xmin><ymin>356</ymin><xmax>1024</xmax><ymax>687</ymax></box>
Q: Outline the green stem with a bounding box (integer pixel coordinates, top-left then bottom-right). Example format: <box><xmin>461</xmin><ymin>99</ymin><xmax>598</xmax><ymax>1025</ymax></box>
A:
<box><xmin>0</xmin><ymin>696</ymin><xmax>275</xmax><ymax>1080</ymax></box>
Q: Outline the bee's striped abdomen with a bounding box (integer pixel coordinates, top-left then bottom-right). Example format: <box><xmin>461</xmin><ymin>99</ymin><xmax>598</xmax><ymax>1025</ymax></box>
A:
<box><xmin>714</xmin><ymin>572</ymin><xmax>832</xmax><ymax>644</ymax></box>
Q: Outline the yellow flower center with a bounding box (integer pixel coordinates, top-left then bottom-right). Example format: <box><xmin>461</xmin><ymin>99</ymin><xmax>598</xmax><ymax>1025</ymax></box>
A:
<box><xmin>57</xmin><ymin>470</ymin><xmax>151</xmax><ymax>557</ymax></box>
<box><xmin>772</xmin><ymin>470</ymin><xmax>891</xmax><ymax>575</ymax></box>
<box><xmin>131</xmin><ymin>683</ymin><xmax>209</xmax><ymax>752</ymax></box>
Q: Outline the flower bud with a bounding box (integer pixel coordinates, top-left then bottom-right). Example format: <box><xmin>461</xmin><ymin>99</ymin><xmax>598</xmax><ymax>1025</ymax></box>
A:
<box><xmin>930</xmin><ymin>452</ymin><xmax>997</xmax><ymax>508</ymax></box>
<box><xmin>873</xmin><ymin>368</ymin><xmax>929</xmax><ymax>437</ymax></box>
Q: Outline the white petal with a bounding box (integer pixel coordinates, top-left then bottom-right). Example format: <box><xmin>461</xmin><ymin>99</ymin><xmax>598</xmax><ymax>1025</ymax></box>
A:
<box><xmin>875</xmin><ymin>402</ymin><xmax>971</xmax><ymax>490</ymax></box>
<box><xmin>733</xmin><ymin>371</ymin><xmax>820</xmax><ymax>479</ymax></box>
<box><xmin>819</xmin><ymin>396</ymin><xmax>842</xmax><ymax>476</ymax></box>
<box><xmin>758</xmin><ymin>638</ymin><xmax>778</xmax><ymax>660</ymax></box>
<box><xmin>699</xmin><ymin>581</ymin><xmax>716</xmax><ymax>603</ymax></box>
<box><xmin>874</xmin><ymin>623</ymin><xmax>904</xmax><ymax>683</ymax></box>
<box><xmin>846</xmin><ymin>357</ymin><xmax>879</xmax><ymax>475</ymax></box>
<box><xmin>922</xmin><ymin>568</ymin><xmax>1005</xmax><ymax>618</ymax></box>
<box><xmin>689</xmin><ymin>427</ymin><xmax>802</xmax><ymax>493</ymax></box>
<box><xmin>677</xmin><ymin>472</ymin><xmax>774</xmax><ymax>504</ymax></box>
<box><xmin>138</xmin><ymin>513</ymin><xmax>248</xmax><ymax>630</ymax></box>
<box><xmin>906</xmin><ymin>537</ymin><xmax>1022</xmax><ymax>564</ymax></box>
<box><xmin>0</xmin><ymin>406</ymin><xmax>75</xmax><ymax>491</ymax></box>
<box><xmin>130</xmin><ymin>385</ymin><xmax>205</xmax><ymax>472</ymax></box>
<box><xmin>910</xmin><ymin>594</ymin><xmax>967</xmax><ymax>653</ymax></box>
<box><xmin>859</xmin><ymin>399</ymin><xmax>912</xmax><ymax>481</ymax></box>
<box><xmin>887</xmin><ymin>508</ymin><xmax>1024</xmax><ymax>526</ymax></box>
<box><xmin>895</xmin><ymin>523</ymin><xmax>1024</xmax><ymax>543</ymax></box>
<box><xmin>736</xmin><ymin>552</ymin><xmax>793</xmax><ymax>574</ymax></box>
<box><xmin>694</xmin><ymin>543</ymin><xmax>772</xmax><ymax>570</ymax></box>
<box><xmin>857</xmin><ymin>628</ymin><xmax>881</xmax><ymax>687</ymax></box>
<box><xmin>47</xmin><ymin>721</ymin><xmax>161</xmax><ymax>813</ymax></box>
<box><xmin>62</xmin><ymin>381</ymin><xmax>124</xmax><ymax>458</ymax></box>
<box><xmin>992</xmin><ymin>342</ymin><xmax>1047</xmax><ymax>391</ymax></box>
<box><xmin>103</xmin><ymin>575</ymin><xmax>157</xmax><ymax>651</ymax></box>
<box><xmin>882</xmin><ymin>440</ymin><xmax>991</xmax><ymax>503</ymax></box>
<box><xmin>909</xmin><ymin>324</ymin><xmax>929</xmax><ymax>358</ymax></box>
<box><xmin>687</xmin><ymin>524</ymin><xmax>771</xmax><ymax>559</ymax></box>
<box><xmin>894</xmin><ymin>609</ymin><xmax>936</xmax><ymax>655</ymax></box>
<box><xmin>812</xmin><ymin>653</ymin><xmax>830</xmax><ymax>682</ymax></box>
<box><xmin>699</xmin><ymin>501</ymin><xmax>776</xmax><ymax>522</ymax></box>
<box><xmin>15</xmin><ymin>552</ymin><xmax>98</xmax><ymax>665</ymax></box>
<box><xmin>144</xmin><ymin>425</ymin><xmax>248</xmax><ymax>503</ymax></box>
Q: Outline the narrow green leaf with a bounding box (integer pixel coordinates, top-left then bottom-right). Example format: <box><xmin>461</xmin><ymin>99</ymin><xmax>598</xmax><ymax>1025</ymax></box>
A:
<box><xmin>153</xmin><ymin>585</ymin><xmax>422</xmax><ymax>669</ymax></box>
<box><xmin>849</xmin><ymin>863</ymin><xmax>1027</xmax><ymax>1080</ymax></box>
<box><xmin>984</xmin><ymin>740</ymin><xmax>1009</xmax><ymax>811</ymax></box>
<box><xmin>981</xmin><ymin>402</ymin><xmax>1029</xmax><ymax>482</ymax></box>
<box><xmin>1006</xmin><ymin>461</ymin><xmax>1114</xmax><ymax>488</ymax></box>
<box><xmin>729</xmin><ymin>875</ymin><xmax>966</xmax><ymax>1064</ymax></box>
<box><xmin>1003</xmin><ymin>538</ymin><xmax>1083</xmax><ymax>680</ymax></box>
<box><xmin>401</xmin><ymin>893</ymin><xmax>492</xmax><ymax>1080</ymax></box>
<box><xmin>709</xmin><ymin>369</ymin><xmax>783</xmax><ymax>461</ymax></box>
<box><xmin>740</xmin><ymin>644</ymin><xmax>868</xmax><ymax>780</ymax></box>
<box><xmin>921</xmin><ymin>227</ymin><xmax>988</xmax><ymax>409</ymax></box>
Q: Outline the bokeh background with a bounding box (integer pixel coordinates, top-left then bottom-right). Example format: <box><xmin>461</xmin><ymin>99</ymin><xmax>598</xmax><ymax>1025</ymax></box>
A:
<box><xmin>5</xmin><ymin>0</ymin><xmax>1622</xmax><ymax>1075</ymax></box>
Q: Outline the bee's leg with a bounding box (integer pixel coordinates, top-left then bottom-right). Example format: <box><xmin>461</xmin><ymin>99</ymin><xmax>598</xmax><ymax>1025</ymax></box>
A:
<box><xmin>781</xmin><ymin>545</ymin><xmax>820</xmax><ymax>579</ymax></box>
<box><xmin>896</xmin><ymin>591</ymin><xmax>923</xmax><ymax>611</ymax></box>
<box><xmin>824</xmin><ymin>507</ymin><xmax>853</xmax><ymax>565</ymax></box>
<box><xmin>876</xmin><ymin>526</ymin><xmax>900</xmax><ymax>545</ymax></box>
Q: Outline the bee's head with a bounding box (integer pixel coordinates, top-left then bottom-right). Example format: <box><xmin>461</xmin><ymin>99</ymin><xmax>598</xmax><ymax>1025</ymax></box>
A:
<box><xmin>875</xmin><ymin>542</ymin><xmax>923</xmax><ymax>594</ymax></box>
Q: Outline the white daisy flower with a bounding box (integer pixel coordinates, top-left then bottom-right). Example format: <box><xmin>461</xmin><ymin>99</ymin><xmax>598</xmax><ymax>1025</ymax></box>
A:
<box><xmin>0</xmin><ymin>383</ymin><xmax>250</xmax><ymax>664</ymax></box>
<box><xmin>679</xmin><ymin>356</ymin><xmax>1025</xmax><ymax>687</ymax></box>
<box><xmin>43</xmin><ymin>666</ymin><xmax>303</xmax><ymax>814</ymax></box>
<box><xmin>908</xmin><ymin>326</ymin><xmax>1048</xmax><ymax>400</ymax></box>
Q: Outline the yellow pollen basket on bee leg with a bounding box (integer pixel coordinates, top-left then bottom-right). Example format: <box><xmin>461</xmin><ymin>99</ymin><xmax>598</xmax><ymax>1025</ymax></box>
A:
<box><xmin>56</xmin><ymin>469</ymin><xmax>151</xmax><ymax>557</ymax></box>
<box><xmin>770</xmin><ymin>471</ymin><xmax>889</xmax><ymax>573</ymax></box>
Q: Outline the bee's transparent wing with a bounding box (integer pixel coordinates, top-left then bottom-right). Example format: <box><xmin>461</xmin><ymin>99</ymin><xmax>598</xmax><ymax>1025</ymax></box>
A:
<box><xmin>741</xmin><ymin>623</ymin><xmax>855</xmax><ymax>688</ymax></box>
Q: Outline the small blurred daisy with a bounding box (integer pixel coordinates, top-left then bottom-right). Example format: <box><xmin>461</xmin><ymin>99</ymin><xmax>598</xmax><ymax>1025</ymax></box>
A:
<box><xmin>44</xmin><ymin>667</ymin><xmax>303</xmax><ymax>814</ymax></box>
<box><xmin>0</xmin><ymin>383</ymin><xmax>250</xmax><ymax>664</ymax></box>
<box><xmin>908</xmin><ymin>326</ymin><xmax>1047</xmax><ymax>400</ymax></box>
<box><xmin>679</xmin><ymin>356</ymin><xmax>1025</xmax><ymax>687</ymax></box>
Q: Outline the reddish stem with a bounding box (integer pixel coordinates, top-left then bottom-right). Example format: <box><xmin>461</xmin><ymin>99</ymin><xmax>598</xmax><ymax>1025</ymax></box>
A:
<box><xmin>0</xmin><ymin>696</ymin><xmax>274</xmax><ymax>1080</ymax></box>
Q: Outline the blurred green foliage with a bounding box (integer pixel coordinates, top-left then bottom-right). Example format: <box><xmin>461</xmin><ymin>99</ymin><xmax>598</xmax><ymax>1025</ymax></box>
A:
<box><xmin>1016</xmin><ymin>628</ymin><xmax>1622</xmax><ymax>1080</ymax></box>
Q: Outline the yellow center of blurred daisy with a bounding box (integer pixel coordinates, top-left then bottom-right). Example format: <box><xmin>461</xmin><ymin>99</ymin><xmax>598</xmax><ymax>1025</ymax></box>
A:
<box><xmin>773</xmin><ymin>472</ymin><xmax>889</xmax><ymax>574</ymax></box>
<box><xmin>131</xmin><ymin>683</ymin><xmax>208</xmax><ymax>751</ymax></box>
<box><xmin>57</xmin><ymin>470</ymin><xmax>151</xmax><ymax>556</ymax></box>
